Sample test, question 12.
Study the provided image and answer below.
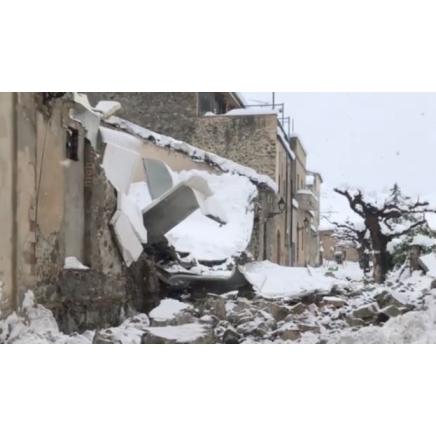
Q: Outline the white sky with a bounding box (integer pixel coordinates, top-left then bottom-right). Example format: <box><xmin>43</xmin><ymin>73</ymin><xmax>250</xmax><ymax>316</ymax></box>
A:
<box><xmin>243</xmin><ymin>93</ymin><xmax>436</xmax><ymax>199</ymax></box>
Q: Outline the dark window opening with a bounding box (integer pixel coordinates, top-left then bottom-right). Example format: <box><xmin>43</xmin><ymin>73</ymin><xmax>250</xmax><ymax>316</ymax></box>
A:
<box><xmin>198</xmin><ymin>92</ymin><xmax>231</xmax><ymax>115</ymax></box>
<box><xmin>66</xmin><ymin>127</ymin><xmax>79</xmax><ymax>161</ymax></box>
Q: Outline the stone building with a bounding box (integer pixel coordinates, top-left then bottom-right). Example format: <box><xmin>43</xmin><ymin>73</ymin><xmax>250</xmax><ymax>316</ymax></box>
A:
<box><xmin>0</xmin><ymin>92</ymin><xmax>278</xmax><ymax>330</ymax></box>
<box><xmin>319</xmin><ymin>229</ymin><xmax>360</xmax><ymax>263</ymax></box>
<box><xmin>0</xmin><ymin>93</ymin><xmax>164</xmax><ymax>330</ymax></box>
<box><xmin>88</xmin><ymin>92</ymin><xmax>322</xmax><ymax>267</ymax></box>
<box><xmin>290</xmin><ymin>138</ymin><xmax>323</xmax><ymax>266</ymax></box>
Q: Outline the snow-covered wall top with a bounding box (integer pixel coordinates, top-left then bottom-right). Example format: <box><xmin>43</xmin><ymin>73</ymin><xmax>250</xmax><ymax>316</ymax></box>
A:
<box><xmin>104</xmin><ymin>116</ymin><xmax>277</xmax><ymax>192</ymax></box>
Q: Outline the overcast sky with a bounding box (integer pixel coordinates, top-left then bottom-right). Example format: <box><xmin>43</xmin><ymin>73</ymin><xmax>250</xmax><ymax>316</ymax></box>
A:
<box><xmin>243</xmin><ymin>93</ymin><xmax>436</xmax><ymax>201</ymax></box>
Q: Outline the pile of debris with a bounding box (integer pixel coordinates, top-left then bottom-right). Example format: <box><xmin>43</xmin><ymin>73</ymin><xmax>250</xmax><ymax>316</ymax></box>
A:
<box><xmin>1</xmin><ymin>263</ymin><xmax>434</xmax><ymax>344</ymax></box>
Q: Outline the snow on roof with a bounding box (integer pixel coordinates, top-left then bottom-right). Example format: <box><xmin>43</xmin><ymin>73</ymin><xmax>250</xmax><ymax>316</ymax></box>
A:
<box><xmin>104</xmin><ymin>116</ymin><xmax>277</xmax><ymax>192</ymax></box>
<box><xmin>94</xmin><ymin>101</ymin><xmax>122</xmax><ymax>119</ymax></box>
<box><xmin>319</xmin><ymin>217</ymin><xmax>335</xmax><ymax>232</ymax></box>
<box><xmin>277</xmin><ymin>127</ymin><xmax>296</xmax><ymax>160</ymax></box>
<box><xmin>296</xmin><ymin>189</ymin><xmax>318</xmax><ymax>200</ymax></box>
<box><xmin>306</xmin><ymin>174</ymin><xmax>315</xmax><ymax>186</ymax></box>
<box><xmin>225</xmin><ymin>107</ymin><xmax>278</xmax><ymax>116</ymax></box>
<box><xmin>231</xmin><ymin>92</ymin><xmax>247</xmax><ymax>107</ymax></box>
<box><xmin>289</xmin><ymin>135</ymin><xmax>307</xmax><ymax>156</ymax></box>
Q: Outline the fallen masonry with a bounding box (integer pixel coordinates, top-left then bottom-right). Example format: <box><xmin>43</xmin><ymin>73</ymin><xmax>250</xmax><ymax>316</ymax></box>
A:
<box><xmin>2</xmin><ymin>264</ymin><xmax>434</xmax><ymax>343</ymax></box>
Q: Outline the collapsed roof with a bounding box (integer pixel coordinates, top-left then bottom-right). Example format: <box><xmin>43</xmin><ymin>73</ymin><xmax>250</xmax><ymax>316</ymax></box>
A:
<box><xmin>71</xmin><ymin>94</ymin><xmax>264</xmax><ymax>290</ymax></box>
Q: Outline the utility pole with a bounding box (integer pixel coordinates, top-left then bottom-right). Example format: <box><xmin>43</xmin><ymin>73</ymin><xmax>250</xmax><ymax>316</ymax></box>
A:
<box><xmin>272</xmin><ymin>92</ymin><xmax>275</xmax><ymax>109</ymax></box>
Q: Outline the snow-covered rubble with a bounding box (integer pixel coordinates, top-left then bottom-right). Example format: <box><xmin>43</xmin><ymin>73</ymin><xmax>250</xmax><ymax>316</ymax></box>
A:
<box><xmin>241</xmin><ymin>261</ymin><xmax>340</xmax><ymax>299</ymax></box>
<box><xmin>0</xmin><ymin>291</ymin><xmax>93</xmax><ymax>344</ymax></box>
<box><xmin>3</xmin><ymin>263</ymin><xmax>436</xmax><ymax>344</ymax></box>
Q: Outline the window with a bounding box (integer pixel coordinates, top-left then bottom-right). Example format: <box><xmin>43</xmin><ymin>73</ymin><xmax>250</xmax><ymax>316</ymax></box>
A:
<box><xmin>66</xmin><ymin>127</ymin><xmax>79</xmax><ymax>161</ymax></box>
<box><xmin>198</xmin><ymin>93</ymin><xmax>229</xmax><ymax>115</ymax></box>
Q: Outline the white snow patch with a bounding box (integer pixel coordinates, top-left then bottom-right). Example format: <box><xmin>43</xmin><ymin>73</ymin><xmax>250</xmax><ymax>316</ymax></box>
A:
<box><xmin>320</xmin><ymin>262</ymin><xmax>364</xmax><ymax>281</ymax></box>
<box><xmin>99</xmin><ymin>314</ymin><xmax>150</xmax><ymax>344</ymax></box>
<box><xmin>411</xmin><ymin>234</ymin><xmax>436</xmax><ymax>248</ymax></box>
<box><xmin>149</xmin><ymin>299</ymin><xmax>192</xmax><ymax>322</ymax></box>
<box><xmin>225</xmin><ymin>107</ymin><xmax>278</xmax><ymax>116</ymax></box>
<box><xmin>0</xmin><ymin>291</ymin><xmax>93</xmax><ymax>344</ymax></box>
<box><xmin>145</xmin><ymin>323</ymin><xmax>207</xmax><ymax>343</ymax></box>
<box><xmin>166</xmin><ymin>170</ymin><xmax>257</xmax><ymax>260</ymax></box>
<box><xmin>64</xmin><ymin>257</ymin><xmax>89</xmax><ymax>270</ymax></box>
<box><xmin>94</xmin><ymin>100</ymin><xmax>122</xmax><ymax>119</ymax></box>
<box><xmin>420</xmin><ymin>253</ymin><xmax>436</xmax><ymax>278</ymax></box>
<box><xmin>241</xmin><ymin>261</ymin><xmax>339</xmax><ymax>299</ymax></box>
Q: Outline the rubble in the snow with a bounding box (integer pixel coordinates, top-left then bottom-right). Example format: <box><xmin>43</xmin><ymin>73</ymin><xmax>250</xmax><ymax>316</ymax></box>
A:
<box><xmin>2</xmin><ymin>262</ymin><xmax>436</xmax><ymax>344</ymax></box>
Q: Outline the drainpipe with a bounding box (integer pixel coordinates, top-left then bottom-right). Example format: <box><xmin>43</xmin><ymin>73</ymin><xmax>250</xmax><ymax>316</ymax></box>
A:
<box><xmin>290</xmin><ymin>176</ymin><xmax>294</xmax><ymax>266</ymax></box>
<box><xmin>11</xmin><ymin>92</ymin><xmax>18</xmax><ymax>309</ymax></box>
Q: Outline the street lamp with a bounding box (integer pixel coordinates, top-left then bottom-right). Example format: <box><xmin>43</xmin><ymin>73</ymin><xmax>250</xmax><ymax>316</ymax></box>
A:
<box><xmin>267</xmin><ymin>197</ymin><xmax>286</xmax><ymax>218</ymax></box>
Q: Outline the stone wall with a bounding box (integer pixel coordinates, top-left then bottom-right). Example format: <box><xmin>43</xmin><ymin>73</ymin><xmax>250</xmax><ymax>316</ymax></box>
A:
<box><xmin>87</xmin><ymin>92</ymin><xmax>199</xmax><ymax>142</ymax></box>
<box><xmin>38</xmin><ymin>146</ymin><xmax>161</xmax><ymax>333</ymax></box>
<box><xmin>248</xmin><ymin>186</ymin><xmax>279</xmax><ymax>262</ymax></box>
<box><xmin>190</xmin><ymin>114</ymin><xmax>278</xmax><ymax>180</ymax></box>
<box><xmin>0</xmin><ymin>93</ymin><xmax>162</xmax><ymax>332</ymax></box>
<box><xmin>320</xmin><ymin>230</ymin><xmax>360</xmax><ymax>263</ymax></box>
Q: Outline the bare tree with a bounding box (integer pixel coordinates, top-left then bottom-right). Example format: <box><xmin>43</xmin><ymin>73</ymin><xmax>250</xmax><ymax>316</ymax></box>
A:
<box><xmin>334</xmin><ymin>187</ymin><xmax>434</xmax><ymax>283</ymax></box>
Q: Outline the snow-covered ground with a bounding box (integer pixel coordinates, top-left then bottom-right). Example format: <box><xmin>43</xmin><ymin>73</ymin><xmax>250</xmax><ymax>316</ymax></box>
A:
<box><xmin>2</xmin><ymin>261</ymin><xmax>436</xmax><ymax>344</ymax></box>
<box><xmin>241</xmin><ymin>261</ymin><xmax>357</xmax><ymax>299</ymax></box>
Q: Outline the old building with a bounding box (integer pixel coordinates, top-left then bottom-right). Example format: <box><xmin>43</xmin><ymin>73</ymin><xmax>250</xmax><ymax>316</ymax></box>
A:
<box><xmin>88</xmin><ymin>92</ymin><xmax>322</xmax><ymax>267</ymax></box>
<box><xmin>0</xmin><ymin>93</ymin><xmax>165</xmax><ymax>329</ymax></box>
<box><xmin>319</xmin><ymin>229</ymin><xmax>360</xmax><ymax>263</ymax></box>
<box><xmin>0</xmin><ymin>92</ymin><xmax>279</xmax><ymax>330</ymax></box>
<box><xmin>290</xmin><ymin>137</ymin><xmax>323</xmax><ymax>266</ymax></box>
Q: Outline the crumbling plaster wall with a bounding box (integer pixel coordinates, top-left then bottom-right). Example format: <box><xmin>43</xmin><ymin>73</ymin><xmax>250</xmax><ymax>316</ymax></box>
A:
<box><xmin>0</xmin><ymin>93</ymin><xmax>15</xmax><ymax>313</ymax></box>
<box><xmin>0</xmin><ymin>93</ymin><xmax>161</xmax><ymax>332</ymax></box>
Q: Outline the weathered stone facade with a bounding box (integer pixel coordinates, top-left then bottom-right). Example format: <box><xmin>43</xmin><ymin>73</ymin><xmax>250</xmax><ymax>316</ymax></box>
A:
<box><xmin>0</xmin><ymin>93</ymin><xmax>161</xmax><ymax>331</ymax></box>
<box><xmin>190</xmin><ymin>114</ymin><xmax>278</xmax><ymax>179</ymax></box>
<box><xmin>320</xmin><ymin>230</ymin><xmax>359</xmax><ymax>263</ymax></box>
